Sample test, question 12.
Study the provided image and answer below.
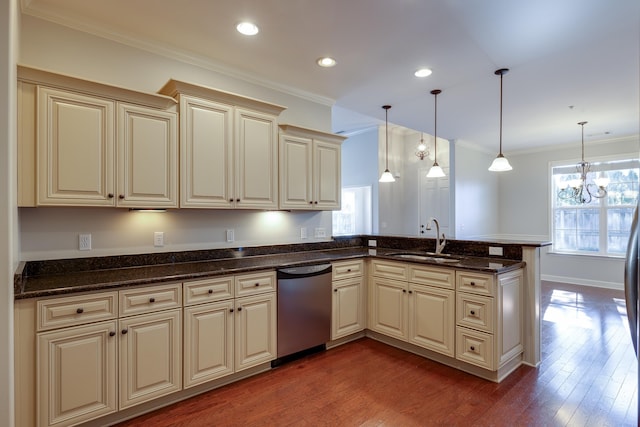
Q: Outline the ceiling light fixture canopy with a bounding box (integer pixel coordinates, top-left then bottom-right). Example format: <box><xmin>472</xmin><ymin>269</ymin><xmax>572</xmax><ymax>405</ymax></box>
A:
<box><xmin>379</xmin><ymin>105</ymin><xmax>395</xmax><ymax>183</ymax></box>
<box><xmin>236</xmin><ymin>22</ymin><xmax>259</xmax><ymax>36</ymax></box>
<box><xmin>415</xmin><ymin>133</ymin><xmax>429</xmax><ymax>160</ymax></box>
<box><xmin>557</xmin><ymin>121</ymin><xmax>609</xmax><ymax>204</ymax></box>
<box><xmin>488</xmin><ymin>68</ymin><xmax>513</xmax><ymax>172</ymax></box>
<box><xmin>426</xmin><ymin>89</ymin><xmax>446</xmax><ymax>178</ymax></box>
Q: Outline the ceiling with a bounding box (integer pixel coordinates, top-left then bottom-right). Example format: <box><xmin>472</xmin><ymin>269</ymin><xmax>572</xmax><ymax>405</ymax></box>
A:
<box><xmin>21</xmin><ymin>0</ymin><xmax>640</xmax><ymax>153</ymax></box>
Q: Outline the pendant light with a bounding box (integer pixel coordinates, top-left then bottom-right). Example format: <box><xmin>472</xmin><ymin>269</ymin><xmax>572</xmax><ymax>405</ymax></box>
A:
<box><xmin>426</xmin><ymin>89</ymin><xmax>446</xmax><ymax>178</ymax></box>
<box><xmin>379</xmin><ymin>105</ymin><xmax>395</xmax><ymax>182</ymax></box>
<box><xmin>488</xmin><ymin>68</ymin><xmax>513</xmax><ymax>172</ymax></box>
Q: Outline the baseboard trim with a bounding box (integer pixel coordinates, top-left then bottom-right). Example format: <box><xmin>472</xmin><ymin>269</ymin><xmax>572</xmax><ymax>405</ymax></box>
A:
<box><xmin>542</xmin><ymin>274</ymin><xmax>623</xmax><ymax>290</ymax></box>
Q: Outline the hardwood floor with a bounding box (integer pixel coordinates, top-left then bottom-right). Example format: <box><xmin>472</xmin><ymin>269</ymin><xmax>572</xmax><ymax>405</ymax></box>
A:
<box><xmin>116</xmin><ymin>281</ymin><xmax>638</xmax><ymax>426</ymax></box>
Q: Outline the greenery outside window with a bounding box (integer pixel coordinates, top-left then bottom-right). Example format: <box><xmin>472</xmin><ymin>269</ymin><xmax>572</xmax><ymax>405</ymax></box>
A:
<box><xmin>551</xmin><ymin>156</ymin><xmax>639</xmax><ymax>256</ymax></box>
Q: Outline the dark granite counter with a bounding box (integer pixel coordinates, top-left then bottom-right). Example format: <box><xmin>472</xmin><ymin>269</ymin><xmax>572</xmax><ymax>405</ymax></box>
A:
<box><xmin>15</xmin><ymin>237</ymin><xmax>527</xmax><ymax>300</ymax></box>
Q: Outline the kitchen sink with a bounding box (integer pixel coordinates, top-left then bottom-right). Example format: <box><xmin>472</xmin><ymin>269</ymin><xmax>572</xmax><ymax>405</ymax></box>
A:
<box><xmin>387</xmin><ymin>253</ymin><xmax>461</xmax><ymax>263</ymax></box>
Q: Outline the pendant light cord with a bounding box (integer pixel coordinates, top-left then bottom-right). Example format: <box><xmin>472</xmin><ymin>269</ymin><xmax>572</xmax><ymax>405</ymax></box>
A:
<box><xmin>499</xmin><ymin>72</ymin><xmax>503</xmax><ymax>155</ymax></box>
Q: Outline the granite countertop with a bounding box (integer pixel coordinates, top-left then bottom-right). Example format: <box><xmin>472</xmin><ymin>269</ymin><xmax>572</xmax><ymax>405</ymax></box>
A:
<box><xmin>15</xmin><ymin>244</ymin><xmax>525</xmax><ymax>300</ymax></box>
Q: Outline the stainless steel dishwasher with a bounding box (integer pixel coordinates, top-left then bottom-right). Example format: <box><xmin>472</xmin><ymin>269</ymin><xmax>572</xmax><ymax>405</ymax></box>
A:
<box><xmin>275</xmin><ymin>263</ymin><xmax>332</xmax><ymax>363</ymax></box>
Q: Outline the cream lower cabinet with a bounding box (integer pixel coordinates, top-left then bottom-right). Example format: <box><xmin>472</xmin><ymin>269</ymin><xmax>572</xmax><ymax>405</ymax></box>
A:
<box><xmin>37</xmin><ymin>320</ymin><xmax>118</xmax><ymax>427</ymax></box>
<box><xmin>455</xmin><ymin>269</ymin><xmax>524</xmax><ymax>372</ymax></box>
<box><xmin>183</xmin><ymin>271</ymin><xmax>276</xmax><ymax>389</ymax></box>
<box><xmin>331</xmin><ymin>260</ymin><xmax>366</xmax><ymax>340</ymax></box>
<box><xmin>369</xmin><ymin>260</ymin><xmax>409</xmax><ymax>340</ymax></box>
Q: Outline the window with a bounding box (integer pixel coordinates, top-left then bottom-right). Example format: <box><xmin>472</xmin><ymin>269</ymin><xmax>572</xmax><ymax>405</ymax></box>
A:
<box><xmin>551</xmin><ymin>157</ymin><xmax>639</xmax><ymax>256</ymax></box>
<box><xmin>332</xmin><ymin>186</ymin><xmax>372</xmax><ymax>236</ymax></box>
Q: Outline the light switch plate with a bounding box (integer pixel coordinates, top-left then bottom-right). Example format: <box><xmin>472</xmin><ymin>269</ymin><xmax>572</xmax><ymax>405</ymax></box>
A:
<box><xmin>226</xmin><ymin>229</ymin><xmax>234</xmax><ymax>242</ymax></box>
<box><xmin>300</xmin><ymin>227</ymin><xmax>307</xmax><ymax>239</ymax></box>
<box><xmin>154</xmin><ymin>232</ymin><xmax>164</xmax><ymax>247</ymax></box>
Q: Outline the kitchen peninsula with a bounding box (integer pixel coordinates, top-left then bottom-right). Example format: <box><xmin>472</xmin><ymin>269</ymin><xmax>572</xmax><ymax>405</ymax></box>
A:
<box><xmin>14</xmin><ymin>235</ymin><xmax>548</xmax><ymax>427</ymax></box>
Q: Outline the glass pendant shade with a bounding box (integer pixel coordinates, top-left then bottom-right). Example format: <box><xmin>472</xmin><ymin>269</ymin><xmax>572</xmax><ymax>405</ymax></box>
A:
<box><xmin>426</xmin><ymin>163</ymin><xmax>446</xmax><ymax>178</ymax></box>
<box><xmin>379</xmin><ymin>170</ymin><xmax>395</xmax><ymax>182</ymax></box>
<box><xmin>489</xmin><ymin>154</ymin><xmax>513</xmax><ymax>171</ymax></box>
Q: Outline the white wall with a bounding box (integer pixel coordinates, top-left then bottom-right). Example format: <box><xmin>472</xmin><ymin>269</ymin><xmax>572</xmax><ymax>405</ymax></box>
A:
<box><xmin>502</xmin><ymin>135</ymin><xmax>639</xmax><ymax>288</ymax></box>
<box><xmin>1</xmin><ymin>0</ymin><xmax>18</xmax><ymax>425</ymax></box>
<box><xmin>453</xmin><ymin>141</ymin><xmax>500</xmax><ymax>238</ymax></box>
<box><xmin>18</xmin><ymin>15</ymin><xmax>337</xmax><ymax>261</ymax></box>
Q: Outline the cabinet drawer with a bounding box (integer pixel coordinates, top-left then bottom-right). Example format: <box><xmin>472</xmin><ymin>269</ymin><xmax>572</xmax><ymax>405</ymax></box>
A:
<box><xmin>456</xmin><ymin>293</ymin><xmax>494</xmax><ymax>333</ymax></box>
<box><xmin>37</xmin><ymin>291</ymin><xmax>118</xmax><ymax>331</ymax></box>
<box><xmin>456</xmin><ymin>271</ymin><xmax>495</xmax><ymax>296</ymax></box>
<box><xmin>235</xmin><ymin>271</ymin><xmax>276</xmax><ymax>297</ymax></box>
<box><xmin>184</xmin><ymin>276</ymin><xmax>234</xmax><ymax>306</ymax></box>
<box><xmin>119</xmin><ymin>283</ymin><xmax>182</xmax><ymax>317</ymax></box>
<box><xmin>409</xmin><ymin>265</ymin><xmax>454</xmax><ymax>289</ymax></box>
<box><xmin>371</xmin><ymin>260</ymin><xmax>408</xmax><ymax>281</ymax></box>
<box><xmin>456</xmin><ymin>326</ymin><xmax>495</xmax><ymax>371</ymax></box>
<box><xmin>332</xmin><ymin>259</ymin><xmax>364</xmax><ymax>280</ymax></box>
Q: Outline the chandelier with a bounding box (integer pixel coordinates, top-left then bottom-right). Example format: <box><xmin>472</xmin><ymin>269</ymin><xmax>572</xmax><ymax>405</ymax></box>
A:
<box><xmin>415</xmin><ymin>133</ymin><xmax>429</xmax><ymax>160</ymax></box>
<box><xmin>557</xmin><ymin>121</ymin><xmax>609</xmax><ymax>204</ymax></box>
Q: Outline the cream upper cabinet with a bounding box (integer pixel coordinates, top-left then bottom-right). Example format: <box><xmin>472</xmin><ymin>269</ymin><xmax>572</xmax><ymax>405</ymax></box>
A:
<box><xmin>19</xmin><ymin>66</ymin><xmax>178</xmax><ymax>208</ymax></box>
<box><xmin>37</xmin><ymin>86</ymin><xmax>116</xmax><ymax>206</ymax></box>
<box><xmin>117</xmin><ymin>103</ymin><xmax>178</xmax><ymax>208</ymax></box>
<box><xmin>179</xmin><ymin>95</ymin><xmax>234</xmax><ymax>208</ymax></box>
<box><xmin>278</xmin><ymin>124</ymin><xmax>345</xmax><ymax>210</ymax></box>
<box><xmin>159</xmin><ymin>80</ymin><xmax>286</xmax><ymax>209</ymax></box>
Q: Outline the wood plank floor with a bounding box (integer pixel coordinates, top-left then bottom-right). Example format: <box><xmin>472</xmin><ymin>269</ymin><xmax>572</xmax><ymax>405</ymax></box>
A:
<box><xmin>116</xmin><ymin>281</ymin><xmax>638</xmax><ymax>426</ymax></box>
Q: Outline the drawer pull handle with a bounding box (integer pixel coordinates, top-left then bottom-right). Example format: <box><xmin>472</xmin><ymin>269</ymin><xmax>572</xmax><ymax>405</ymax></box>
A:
<box><xmin>109</xmin><ymin>331</ymin><xmax>116</xmax><ymax>337</ymax></box>
<box><xmin>76</xmin><ymin>308</ymin><xmax>84</xmax><ymax>314</ymax></box>
<box><xmin>470</xmin><ymin>346</ymin><xmax>475</xmax><ymax>351</ymax></box>
<box><xmin>470</xmin><ymin>310</ymin><xmax>476</xmax><ymax>315</ymax></box>
<box><xmin>208</xmin><ymin>289</ymin><xmax>214</xmax><ymax>294</ymax></box>
<box><xmin>121</xmin><ymin>329</ymin><xmax>128</xmax><ymax>335</ymax></box>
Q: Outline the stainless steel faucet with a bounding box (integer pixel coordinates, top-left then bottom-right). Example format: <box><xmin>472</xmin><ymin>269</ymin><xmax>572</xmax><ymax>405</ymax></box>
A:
<box><xmin>425</xmin><ymin>217</ymin><xmax>446</xmax><ymax>254</ymax></box>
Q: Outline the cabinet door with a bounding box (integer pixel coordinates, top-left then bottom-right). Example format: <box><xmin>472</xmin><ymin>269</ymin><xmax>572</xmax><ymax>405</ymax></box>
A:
<box><xmin>408</xmin><ymin>284</ymin><xmax>455</xmax><ymax>357</ymax></box>
<box><xmin>180</xmin><ymin>95</ymin><xmax>234</xmax><ymax>208</ymax></box>
<box><xmin>235</xmin><ymin>108</ymin><xmax>278</xmax><ymax>209</ymax></box>
<box><xmin>497</xmin><ymin>270</ymin><xmax>524</xmax><ymax>366</ymax></box>
<box><xmin>37</xmin><ymin>320</ymin><xmax>117</xmax><ymax>427</ymax></box>
<box><xmin>235</xmin><ymin>292</ymin><xmax>277</xmax><ymax>371</ymax></box>
<box><xmin>117</xmin><ymin>103</ymin><xmax>178</xmax><ymax>208</ymax></box>
<box><xmin>313</xmin><ymin>140</ymin><xmax>341</xmax><ymax>210</ymax></box>
<box><xmin>184</xmin><ymin>300</ymin><xmax>234</xmax><ymax>388</ymax></box>
<box><xmin>279</xmin><ymin>134</ymin><xmax>313</xmax><ymax>209</ymax></box>
<box><xmin>369</xmin><ymin>277</ymin><xmax>408</xmax><ymax>340</ymax></box>
<box><xmin>119</xmin><ymin>309</ymin><xmax>182</xmax><ymax>409</ymax></box>
<box><xmin>332</xmin><ymin>276</ymin><xmax>365</xmax><ymax>340</ymax></box>
<box><xmin>37</xmin><ymin>86</ymin><xmax>115</xmax><ymax>206</ymax></box>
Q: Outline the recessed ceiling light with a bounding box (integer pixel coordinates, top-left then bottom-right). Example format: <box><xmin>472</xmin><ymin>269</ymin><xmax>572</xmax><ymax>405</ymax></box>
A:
<box><xmin>317</xmin><ymin>57</ymin><xmax>337</xmax><ymax>68</ymax></box>
<box><xmin>414</xmin><ymin>68</ymin><xmax>433</xmax><ymax>78</ymax></box>
<box><xmin>236</xmin><ymin>22</ymin><xmax>259</xmax><ymax>36</ymax></box>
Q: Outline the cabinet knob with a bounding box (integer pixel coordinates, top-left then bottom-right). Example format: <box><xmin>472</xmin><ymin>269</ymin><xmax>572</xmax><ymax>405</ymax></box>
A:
<box><xmin>309</xmin><ymin>201</ymin><xmax>313</xmax><ymax>205</ymax></box>
<box><xmin>420</xmin><ymin>231</ymin><xmax>425</xmax><ymax>234</ymax></box>
<box><xmin>236</xmin><ymin>198</ymin><xmax>240</xmax><ymax>202</ymax></box>
<box><xmin>409</xmin><ymin>290</ymin><xmax>413</xmax><ymax>294</ymax></box>
<box><xmin>119</xmin><ymin>194</ymin><xmax>125</xmax><ymax>199</ymax></box>
<box><xmin>254</xmin><ymin>283</ymin><xmax>260</xmax><ymax>287</ymax></box>
<box><xmin>107</xmin><ymin>193</ymin><xmax>114</xmax><ymax>199</ymax></box>
<box><xmin>229</xmin><ymin>308</ymin><xmax>234</xmax><ymax>313</ymax></box>
<box><xmin>402</xmin><ymin>289</ymin><xmax>407</xmax><ymax>293</ymax></box>
<box><xmin>470</xmin><ymin>310</ymin><xmax>476</xmax><ymax>315</ymax></box>
<box><xmin>470</xmin><ymin>281</ymin><xmax>476</xmax><ymax>286</ymax></box>
<box><xmin>229</xmin><ymin>198</ymin><xmax>234</xmax><ymax>202</ymax></box>
<box><xmin>76</xmin><ymin>308</ymin><xmax>84</xmax><ymax>314</ymax></box>
<box><xmin>314</xmin><ymin>201</ymin><xmax>318</xmax><ymax>204</ymax></box>
<box><xmin>208</xmin><ymin>289</ymin><xmax>213</xmax><ymax>294</ymax></box>
<box><xmin>470</xmin><ymin>346</ymin><xmax>475</xmax><ymax>352</ymax></box>
<box><xmin>149</xmin><ymin>297</ymin><xmax>155</xmax><ymax>303</ymax></box>
<box><xmin>109</xmin><ymin>331</ymin><xmax>116</xmax><ymax>337</ymax></box>
<box><xmin>237</xmin><ymin>307</ymin><xmax>242</xmax><ymax>312</ymax></box>
<box><xmin>334</xmin><ymin>289</ymin><xmax>338</xmax><ymax>292</ymax></box>
<box><xmin>347</xmin><ymin>269</ymin><xmax>352</xmax><ymax>272</ymax></box>
<box><xmin>121</xmin><ymin>329</ymin><xmax>128</xmax><ymax>335</ymax></box>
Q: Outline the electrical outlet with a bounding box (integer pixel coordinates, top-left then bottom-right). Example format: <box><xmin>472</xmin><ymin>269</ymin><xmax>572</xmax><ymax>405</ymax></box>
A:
<box><xmin>226</xmin><ymin>229</ymin><xmax>234</xmax><ymax>242</ymax></box>
<box><xmin>368</xmin><ymin>239</ymin><xmax>377</xmax><ymax>247</ymax></box>
<box><xmin>154</xmin><ymin>232</ymin><xmax>164</xmax><ymax>247</ymax></box>
<box><xmin>489</xmin><ymin>246</ymin><xmax>503</xmax><ymax>256</ymax></box>
<box><xmin>79</xmin><ymin>234</ymin><xmax>91</xmax><ymax>251</ymax></box>
<box><xmin>314</xmin><ymin>227</ymin><xmax>326</xmax><ymax>238</ymax></box>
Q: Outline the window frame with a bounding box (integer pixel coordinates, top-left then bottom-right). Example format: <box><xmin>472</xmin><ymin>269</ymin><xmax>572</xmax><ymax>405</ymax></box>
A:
<box><xmin>549</xmin><ymin>152</ymin><xmax>639</xmax><ymax>257</ymax></box>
